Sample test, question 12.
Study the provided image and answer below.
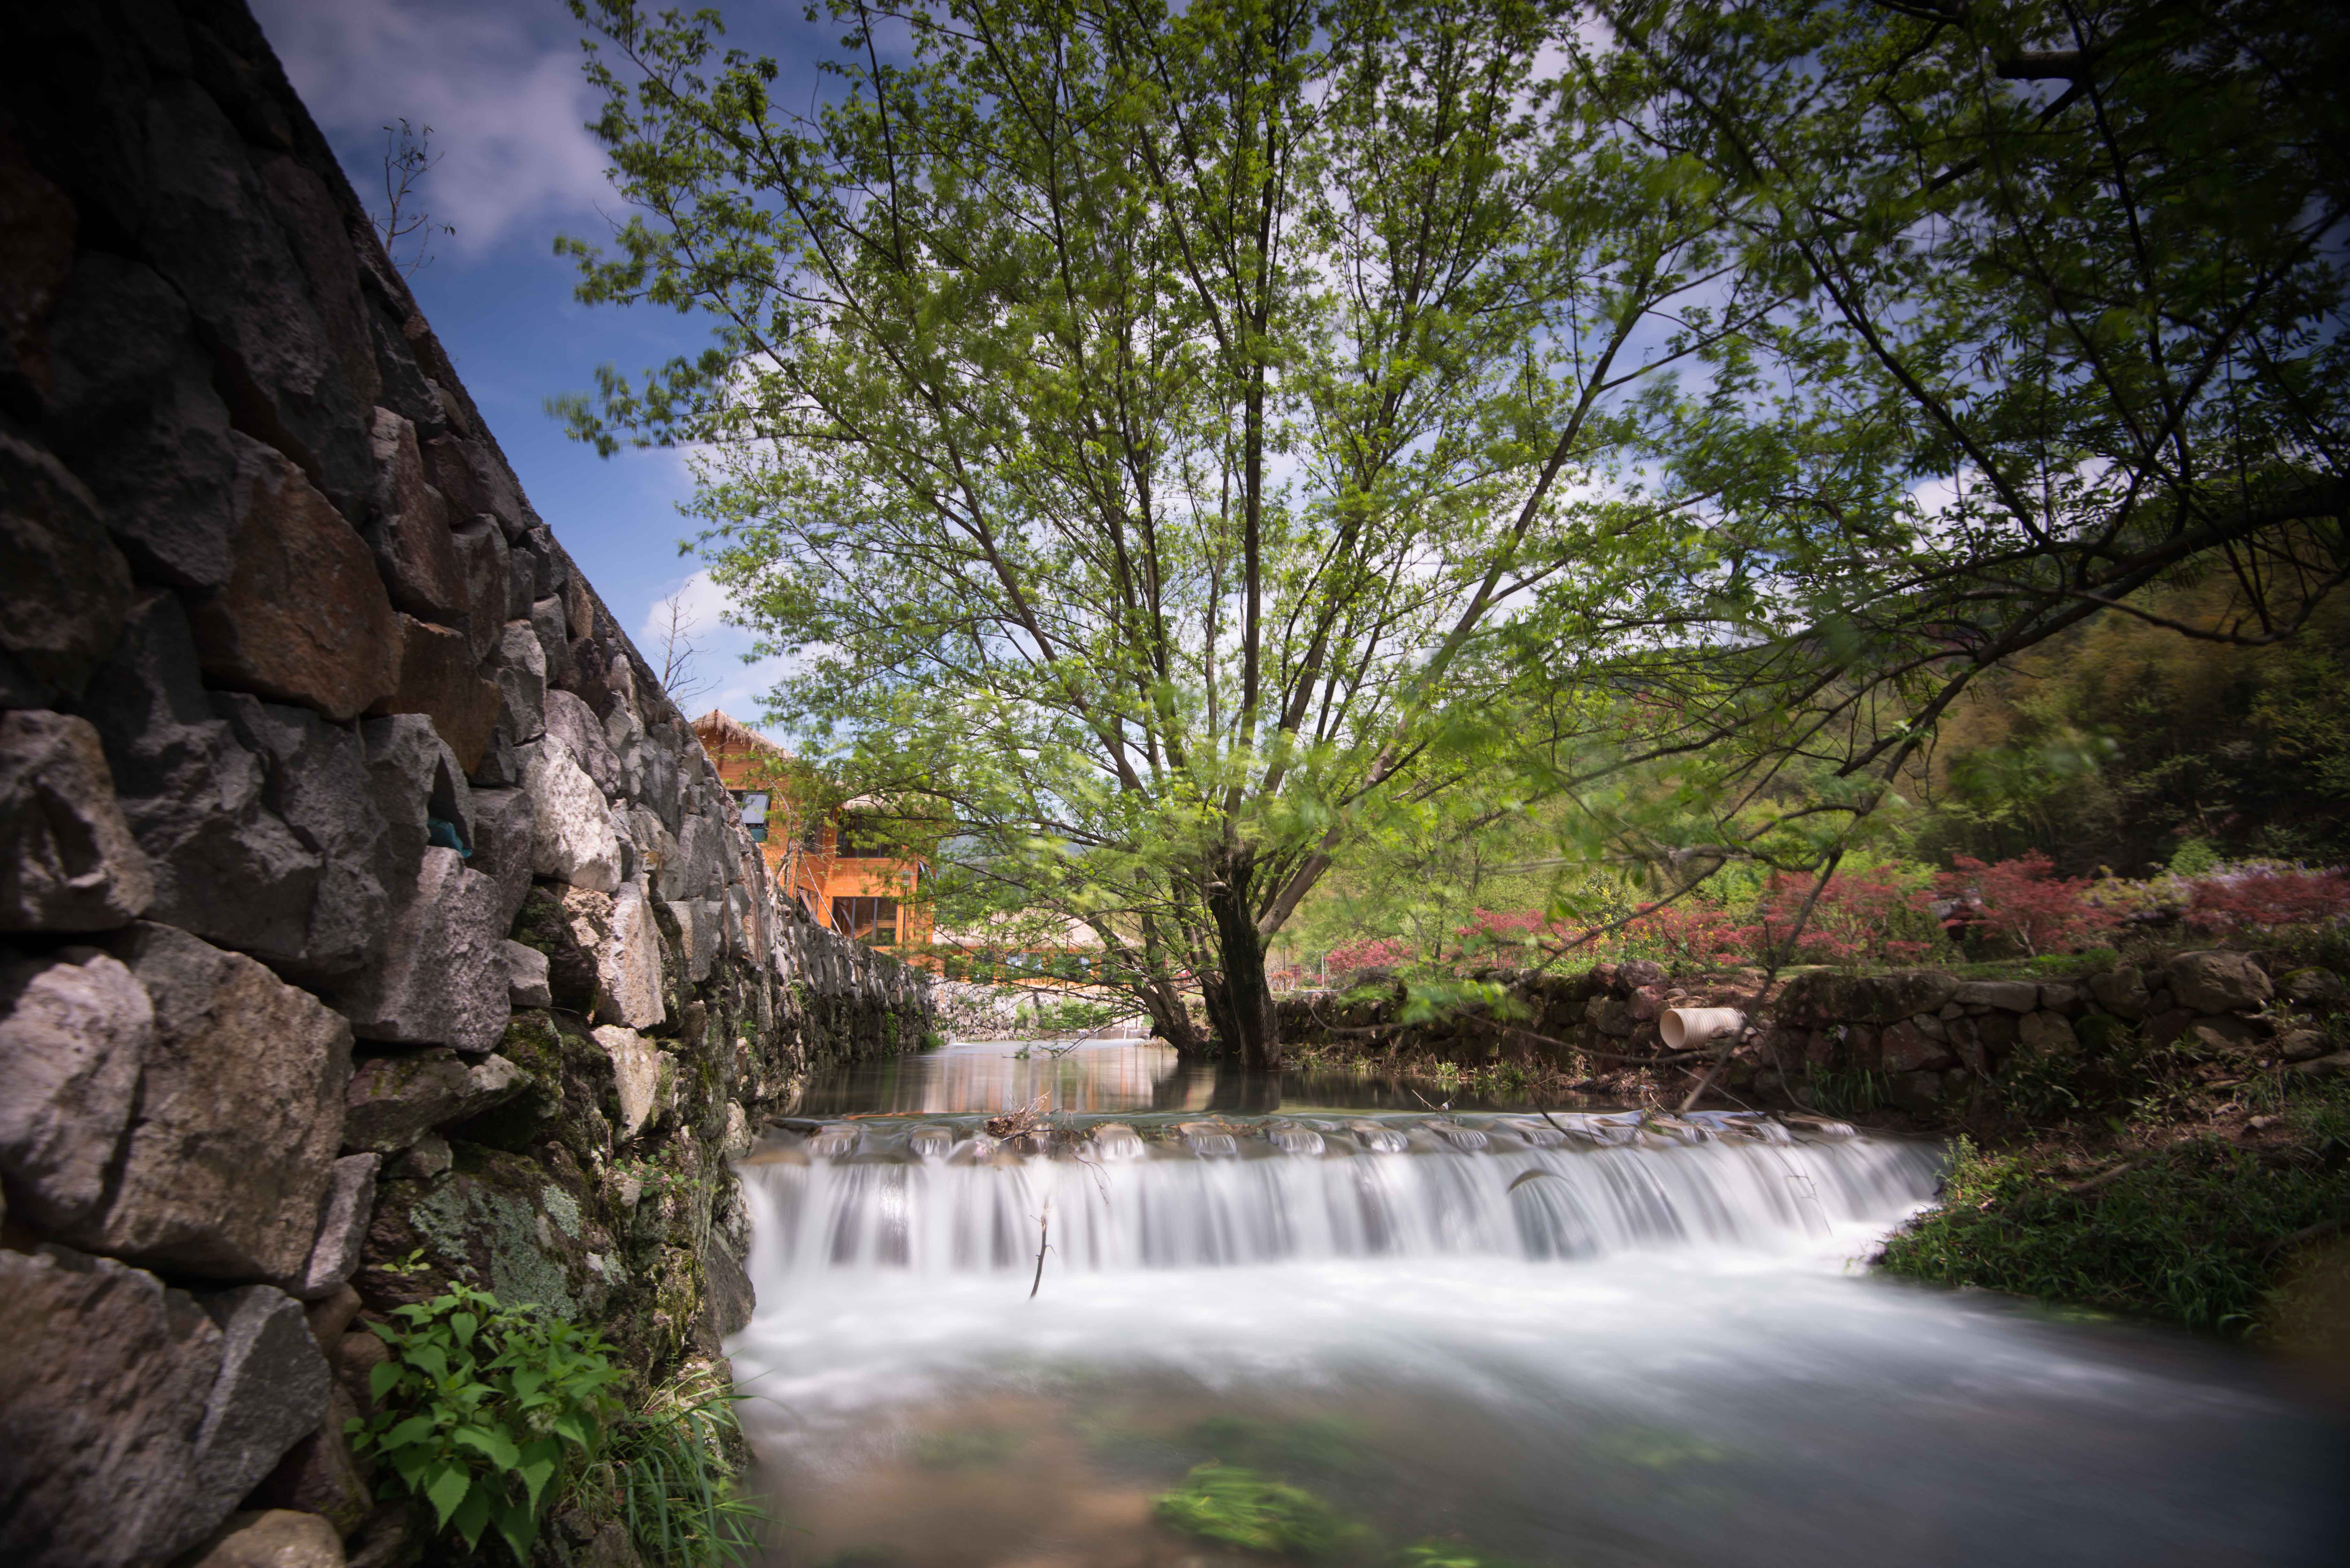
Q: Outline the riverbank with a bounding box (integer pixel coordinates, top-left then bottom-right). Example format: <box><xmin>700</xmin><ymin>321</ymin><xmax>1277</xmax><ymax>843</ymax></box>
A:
<box><xmin>1278</xmin><ymin>944</ymin><xmax>2350</xmax><ymax>1344</ymax></box>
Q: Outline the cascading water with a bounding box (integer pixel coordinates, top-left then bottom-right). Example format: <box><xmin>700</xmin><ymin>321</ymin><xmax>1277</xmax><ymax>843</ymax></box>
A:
<box><xmin>738</xmin><ymin>1111</ymin><xmax>1943</xmax><ymax>1277</ymax></box>
<box><xmin>727</xmin><ymin>1040</ymin><xmax>2347</xmax><ymax>1568</ymax></box>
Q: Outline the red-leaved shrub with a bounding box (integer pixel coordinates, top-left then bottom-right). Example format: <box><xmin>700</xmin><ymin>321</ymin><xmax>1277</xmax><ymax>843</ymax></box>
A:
<box><xmin>1929</xmin><ymin>853</ymin><xmax>2122</xmax><ymax>955</ymax></box>
<box><xmin>2178</xmin><ymin>865</ymin><xmax>2350</xmax><ymax>933</ymax></box>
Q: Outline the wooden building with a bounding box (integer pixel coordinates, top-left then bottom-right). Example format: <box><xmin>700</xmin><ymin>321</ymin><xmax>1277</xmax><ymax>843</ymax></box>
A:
<box><xmin>691</xmin><ymin>711</ymin><xmax>932</xmax><ymax>950</ymax></box>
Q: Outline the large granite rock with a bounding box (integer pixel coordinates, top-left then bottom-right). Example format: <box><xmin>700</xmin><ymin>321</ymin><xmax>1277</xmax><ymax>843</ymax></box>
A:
<box><xmin>212</xmin><ymin>695</ymin><xmax>393</xmax><ymax>978</ymax></box>
<box><xmin>376</xmin><ymin>613</ymin><xmax>500</xmax><ymax>774</ymax></box>
<box><xmin>78</xmin><ymin>592</ymin><xmax>326</xmax><ymax>965</ymax></box>
<box><xmin>490</xmin><ymin>618</ymin><xmax>548</xmax><ymax>744</ymax></box>
<box><xmin>348</xmin><ymin>712</ymin><xmax>475</xmax><ymax>978</ymax></box>
<box><xmin>594</xmin><ymin>1024</ymin><xmax>663</xmax><ymax>1140</ymax></box>
<box><xmin>467</xmin><ymin>784</ymin><xmax>538</xmax><ymax>931</ymax></box>
<box><xmin>2165</xmin><ymin>950</ymin><xmax>2272</xmax><ymax>1015</ymax></box>
<box><xmin>341</xmin><ymin>1049</ymin><xmax>529</xmax><ymax>1154</ymax></box>
<box><xmin>0</xmin><ymin>429</ymin><xmax>135</xmax><ymax>704</ymax></box>
<box><xmin>661</xmin><ymin>812</ymin><xmax>732</xmax><ymax>901</ymax></box>
<box><xmin>1953</xmin><ymin>978</ymin><xmax>2041</xmax><ymax>1012</ymax></box>
<box><xmin>0</xmin><ymin>947</ymin><xmax>151</xmax><ymax>1232</ymax></box>
<box><xmin>86</xmin><ymin>924</ymin><xmax>352</xmax><ymax>1279</ymax></box>
<box><xmin>504</xmin><ymin>940</ymin><xmax>553</xmax><ymax>1007</ymax></box>
<box><xmin>521</xmin><ymin>734</ymin><xmax>621</xmax><ymax>892</ymax></box>
<box><xmin>191</xmin><ymin>1286</ymin><xmax>332</xmax><ymax>1520</ymax></box>
<box><xmin>186</xmin><ymin>1510</ymin><xmax>348</xmax><ymax>1568</ymax></box>
<box><xmin>2088</xmin><ymin>964</ymin><xmax>2151</xmax><ymax>1019</ymax></box>
<box><xmin>452</xmin><ymin>516</ymin><xmax>511</xmax><ymax>663</ymax></box>
<box><xmin>336</xmin><ymin>848</ymin><xmax>509</xmax><ymax>1052</ymax></box>
<box><xmin>361</xmin><ymin>406</ymin><xmax>461</xmax><ymax>623</ymax></box>
<box><xmin>133</xmin><ymin>77</ymin><xmax>374</xmax><ymax>510</ymax></box>
<box><xmin>188</xmin><ymin>433</ymin><xmax>400</xmax><ymax>722</ymax></box>
<box><xmin>0</xmin><ymin>709</ymin><xmax>155</xmax><ymax>930</ymax></box>
<box><xmin>0</xmin><ymin>1244</ymin><xmax>227</xmax><ymax>1567</ymax></box>
<box><xmin>44</xmin><ymin>251</ymin><xmax>241</xmax><ymax>592</ymax></box>
<box><xmin>599</xmin><ymin>884</ymin><xmax>668</xmax><ymax>1031</ymax></box>
<box><xmin>296</xmin><ymin>1153</ymin><xmax>382</xmax><ymax>1301</ymax></box>
<box><xmin>545</xmin><ymin>687</ymin><xmax>623</xmax><ymax>799</ymax></box>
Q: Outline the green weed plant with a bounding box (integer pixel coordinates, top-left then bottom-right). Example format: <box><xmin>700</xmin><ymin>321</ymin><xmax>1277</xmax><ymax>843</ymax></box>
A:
<box><xmin>349</xmin><ymin>1282</ymin><xmax>620</xmax><ymax>1561</ymax></box>
<box><xmin>1153</xmin><ymin>1463</ymin><xmax>1368</xmax><ymax>1558</ymax></box>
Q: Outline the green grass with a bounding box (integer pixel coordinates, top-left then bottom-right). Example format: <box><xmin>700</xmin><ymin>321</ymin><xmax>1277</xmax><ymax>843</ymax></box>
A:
<box><xmin>598</xmin><ymin>1373</ymin><xmax>768</xmax><ymax>1567</ymax></box>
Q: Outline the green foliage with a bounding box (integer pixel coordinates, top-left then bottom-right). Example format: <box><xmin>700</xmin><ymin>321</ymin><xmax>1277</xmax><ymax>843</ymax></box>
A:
<box><xmin>599</xmin><ymin>1377</ymin><xmax>768</xmax><ymax>1567</ymax></box>
<box><xmin>1152</xmin><ymin>1464</ymin><xmax>1368</xmax><ymax>1558</ymax></box>
<box><xmin>1881</xmin><ymin>1127</ymin><xmax>2350</xmax><ymax>1338</ymax></box>
<box><xmin>349</xmin><ymin>1283</ymin><xmax>621</xmax><ymax>1562</ymax></box>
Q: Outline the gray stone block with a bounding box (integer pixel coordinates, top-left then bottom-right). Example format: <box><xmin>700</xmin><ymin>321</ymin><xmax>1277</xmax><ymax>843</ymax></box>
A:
<box><xmin>504</xmin><ymin>939</ymin><xmax>552</xmax><ymax>1007</ymax></box>
<box><xmin>469</xmin><ymin>786</ymin><xmax>537</xmax><ymax>932</ymax></box>
<box><xmin>545</xmin><ymin>687</ymin><xmax>623</xmax><ymax>799</ymax></box>
<box><xmin>0</xmin><ymin>710</ymin><xmax>155</xmax><ymax>931</ymax></box>
<box><xmin>491</xmin><ymin>619</ymin><xmax>547</xmax><ymax>744</ymax></box>
<box><xmin>1952</xmin><ymin>978</ymin><xmax>2040</xmax><ymax>1012</ymax></box>
<box><xmin>89</xmin><ymin>924</ymin><xmax>352</xmax><ymax>1280</ymax></box>
<box><xmin>295</xmin><ymin>1153</ymin><xmax>381</xmax><ymax>1301</ymax></box>
<box><xmin>361</xmin><ymin>407</ymin><xmax>462</xmax><ymax>623</ymax></box>
<box><xmin>45</xmin><ymin>252</ymin><xmax>241</xmax><ymax>592</ymax></box>
<box><xmin>598</xmin><ymin>885</ymin><xmax>667</xmax><ymax>1031</ymax></box>
<box><xmin>136</xmin><ymin>79</ymin><xmax>373</xmax><ymax>510</ymax></box>
<box><xmin>2165</xmin><ymin>950</ymin><xmax>2272</xmax><ymax>1015</ymax></box>
<box><xmin>79</xmin><ymin>592</ymin><xmax>325</xmax><ymax>966</ymax></box>
<box><xmin>213</xmin><ymin>694</ymin><xmax>393</xmax><ymax>977</ymax></box>
<box><xmin>0</xmin><ymin>948</ymin><xmax>151</xmax><ymax>1233</ymax></box>
<box><xmin>2089</xmin><ymin>964</ymin><xmax>2151</xmax><ymax>1019</ymax></box>
<box><xmin>0</xmin><ymin>1244</ymin><xmax>226</xmax><ymax>1567</ymax></box>
<box><xmin>191</xmin><ymin>1286</ymin><xmax>331</xmax><ymax>1524</ymax></box>
<box><xmin>336</xmin><ymin>848</ymin><xmax>510</xmax><ymax>1052</ymax></box>
<box><xmin>342</xmin><ymin>1049</ymin><xmax>529</xmax><ymax>1153</ymax></box>
<box><xmin>520</xmin><ymin>735</ymin><xmax>621</xmax><ymax>893</ymax></box>
<box><xmin>0</xmin><ymin>429</ymin><xmax>136</xmax><ymax>704</ymax></box>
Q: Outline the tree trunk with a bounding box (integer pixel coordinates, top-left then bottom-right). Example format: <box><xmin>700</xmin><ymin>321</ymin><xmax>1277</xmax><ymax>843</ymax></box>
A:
<box><xmin>1205</xmin><ymin>867</ymin><xmax>1282</xmax><ymax>1070</ymax></box>
<box><xmin>1140</xmin><ymin>977</ymin><xmax>1210</xmax><ymax>1056</ymax></box>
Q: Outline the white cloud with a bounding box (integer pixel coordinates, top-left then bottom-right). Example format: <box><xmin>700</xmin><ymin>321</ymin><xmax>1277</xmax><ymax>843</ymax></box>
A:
<box><xmin>253</xmin><ymin>0</ymin><xmax>614</xmax><ymax>258</ymax></box>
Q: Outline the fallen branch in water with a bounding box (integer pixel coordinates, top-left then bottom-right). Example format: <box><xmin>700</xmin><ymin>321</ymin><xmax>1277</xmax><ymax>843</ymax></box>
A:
<box><xmin>1028</xmin><ymin>1200</ymin><xmax>1051</xmax><ymax>1300</ymax></box>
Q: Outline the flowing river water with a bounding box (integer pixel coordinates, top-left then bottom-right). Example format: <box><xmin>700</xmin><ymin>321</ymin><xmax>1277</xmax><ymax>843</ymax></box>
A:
<box><xmin>727</xmin><ymin>1037</ymin><xmax>2349</xmax><ymax>1566</ymax></box>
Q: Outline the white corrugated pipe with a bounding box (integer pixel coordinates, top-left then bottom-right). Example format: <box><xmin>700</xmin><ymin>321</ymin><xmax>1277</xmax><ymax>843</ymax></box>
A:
<box><xmin>1660</xmin><ymin>1006</ymin><xmax>1746</xmax><ymax>1051</ymax></box>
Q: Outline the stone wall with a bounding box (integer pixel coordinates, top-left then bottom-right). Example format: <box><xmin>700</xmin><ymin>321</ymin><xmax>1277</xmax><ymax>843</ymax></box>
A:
<box><xmin>0</xmin><ymin>4</ymin><xmax>932</xmax><ymax>1564</ymax></box>
<box><xmin>1280</xmin><ymin>950</ymin><xmax>2338</xmax><ymax>1111</ymax></box>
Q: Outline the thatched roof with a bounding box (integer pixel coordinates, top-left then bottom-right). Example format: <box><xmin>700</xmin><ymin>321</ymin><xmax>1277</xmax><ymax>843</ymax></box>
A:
<box><xmin>693</xmin><ymin>709</ymin><xmax>787</xmax><ymax>757</ymax></box>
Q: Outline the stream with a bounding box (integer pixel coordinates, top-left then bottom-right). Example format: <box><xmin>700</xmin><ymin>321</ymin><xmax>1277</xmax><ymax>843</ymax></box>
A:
<box><xmin>727</xmin><ymin>1036</ymin><xmax>2349</xmax><ymax>1566</ymax></box>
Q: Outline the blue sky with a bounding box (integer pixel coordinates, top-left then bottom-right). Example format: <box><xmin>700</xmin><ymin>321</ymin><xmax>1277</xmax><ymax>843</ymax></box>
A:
<box><xmin>251</xmin><ymin>0</ymin><xmax>822</xmax><ymax>731</ymax></box>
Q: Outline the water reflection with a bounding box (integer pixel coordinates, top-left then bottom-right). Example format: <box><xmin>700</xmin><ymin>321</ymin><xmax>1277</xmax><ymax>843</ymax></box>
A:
<box><xmin>793</xmin><ymin>1035</ymin><xmax>1574</xmax><ymax>1118</ymax></box>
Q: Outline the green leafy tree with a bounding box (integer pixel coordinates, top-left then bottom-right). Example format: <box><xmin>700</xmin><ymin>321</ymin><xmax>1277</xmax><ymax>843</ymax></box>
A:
<box><xmin>557</xmin><ymin>0</ymin><xmax>1764</xmax><ymax>1064</ymax></box>
<box><xmin>1499</xmin><ymin>0</ymin><xmax>2348</xmax><ymax>845</ymax></box>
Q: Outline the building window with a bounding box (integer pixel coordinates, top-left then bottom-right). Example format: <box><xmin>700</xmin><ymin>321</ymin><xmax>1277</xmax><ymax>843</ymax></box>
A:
<box><xmin>731</xmin><ymin>790</ymin><xmax>770</xmax><ymax>844</ymax></box>
<box><xmin>831</xmin><ymin>896</ymin><xmax>898</xmax><ymax>946</ymax></box>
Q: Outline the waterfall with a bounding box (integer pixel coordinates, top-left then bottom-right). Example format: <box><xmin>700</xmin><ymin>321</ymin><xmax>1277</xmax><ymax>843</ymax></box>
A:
<box><xmin>736</xmin><ymin>1111</ymin><xmax>1946</xmax><ymax>1281</ymax></box>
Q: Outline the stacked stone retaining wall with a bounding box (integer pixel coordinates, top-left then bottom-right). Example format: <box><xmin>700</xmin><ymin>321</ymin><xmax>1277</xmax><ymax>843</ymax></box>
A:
<box><xmin>1281</xmin><ymin>950</ymin><xmax>2342</xmax><ymax>1109</ymax></box>
<box><xmin>0</xmin><ymin>5</ymin><xmax>931</xmax><ymax>1563</ymax></box>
